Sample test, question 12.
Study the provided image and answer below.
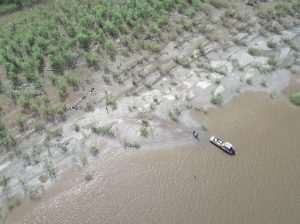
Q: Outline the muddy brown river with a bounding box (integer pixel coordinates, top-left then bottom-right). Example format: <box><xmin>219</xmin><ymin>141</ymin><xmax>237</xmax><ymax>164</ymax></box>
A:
<box><xmin>7</xmin><ymin>91</ymin><xmax>300</xmax><ymax>224</ymax></box>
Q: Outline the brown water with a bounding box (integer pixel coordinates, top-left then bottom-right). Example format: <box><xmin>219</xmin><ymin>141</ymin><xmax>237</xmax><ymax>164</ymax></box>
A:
<box><xmin>7</xmin><ymin>92</ymin><xmax>300</xmax><ymax>224</ymax></box>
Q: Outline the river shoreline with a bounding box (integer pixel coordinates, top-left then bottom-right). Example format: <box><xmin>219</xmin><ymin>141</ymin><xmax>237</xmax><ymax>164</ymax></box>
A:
<box><xmin>6</xmin><ymin>86</ymin><xmax>300</xmax><ymax>224</ymax></box>
<box><xmin>1</xmin><ymin>3</ymin><xmax>300</xmax><ymax>222</ymax></box>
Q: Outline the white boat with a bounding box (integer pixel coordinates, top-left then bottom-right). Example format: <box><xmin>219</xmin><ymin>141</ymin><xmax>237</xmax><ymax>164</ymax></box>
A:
<box><xmin>209</xmin><ymin>136</ymin><xmax>236</xmax><ymax>155</ymax></box>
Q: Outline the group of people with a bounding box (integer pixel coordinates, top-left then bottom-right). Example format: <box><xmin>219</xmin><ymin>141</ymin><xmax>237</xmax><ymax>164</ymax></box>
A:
<box><xmin>70</xmin><ymin>88</ymin><xmax>94</xmax><ymax>110</ymax></box>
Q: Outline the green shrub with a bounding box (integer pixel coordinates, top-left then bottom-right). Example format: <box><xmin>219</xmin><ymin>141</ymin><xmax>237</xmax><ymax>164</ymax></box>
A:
<box><xmin>49</xmin><ymin>54</ymin><xmax>65</xmax><ymax>70</ymax></box>
<box><xmin>6</xmin><ymin>195</ymin><xmax>21</xmax><ymax>211</ymax></box>
<box><xmin>292</xmin><ymin>2</ymin><xmax>300</xmax><ymax>14</ymax></box>
<box><xmin>275</xmin><ymin>2</ymin><xmax>292</xmax><ymax>17</ymax></box>
<box><xmin>85</xmin><ymin>174</ymin><xmax>93</xmax><ymax>182</ymax></box>
<box><xmin>260</xmin><ymin>79</ymin><xmax>267</xmax><ymax>87</ymax></box>
<box><xmin>254</xmin><ymin>64</ymin><xmax>273</xmax><ymax>73</ymax></box>
<box><xmin>284</xmin><ymin>38</ymin><xmax>299</xmax><ymax>51</ymax></box>
<box><xmin>144</xmin><ymin>41</ymin><xmax>161</xmax><ymax>53</ymax></box>
<box><xmin>143</xmin><ymin>81</ymin><xmax>152</xmax><ymax>89</ymax></box>
<box><xmin>0</xmin><ymin>121</ymin><xmax>15</xmax><ymax>147</ymax></box>
<box><xmin>42</xmin><ymin>105</ymin><xmax>56</xmax><ymax>119</ymax></box>
<box><xmin>28</xmin><ymin>189</ymin><xmax>41</xmax><ymax>201</ymax></box>
<box><xmin>34</xmin><ymin>120</ymin><xmax>45</xmax><ymax>133</ymax></box>
<box><xmin>197</xmin><ymin>43</ymin><xmax>204</xmax><ymax>54</ymax></box>
<box><xmin>74</xmin><ymin>124</ymin><xmax>80</xmax><ymax>132</ymax></box>
<box><xmin>245</xmin><ymin>77</ymin><xmax>253</xmax><ymax>85</ymax></box>
<box><xmin>90</xmin><ymin>145</ymin><xmax>99</xmax><ymax>157</ymax></box>
<box><xmin>140</xmin><ymin>126</ymin><xmax>150</xmax><ymax>137</ymax></box>
<box><xmin>16</xmin><ymin>116</ymin><xmax>26</xmax><ymax>130</ymax></box>
<box><xmin>267</xmin><ymin>40</ymin><xmax>277</xmax><ymax>49</ymax></box>
<box><xmin>210</xmin><ymin>94</ymin><xmax>223</xmax><ymax>105</ymax></box>
<box><xmin>48</xmin><ymin>74</ymin><xmax>58</xmax><ymax>85</ymax></box>
<box><xmin>91</xmin><ymin>125</ymin><xmax>115</xmax><ymax>137</ymax></box>
<box><xmin>104</xmin><ymin>21</ymin><xmax>118</xmax><ymax>37</ymax></box>
<box><xmin>173</xmin><ymin>56</ymin><xmax>190</xmax><ymax>68</ymax></box>
<box><xmin>56</xmin><ymin>105</ymin><xmax>67</xmax><ymax>116</ymax></box>
<box><xmin>121</xmin><ymin>47</ymin><xmax>130</xmax><ymax>56</ymax></box>
<box><xmin>246</xmin><ymin>0</ymin><xmax>257</xmax><ymax>6</ymax></box>
<box><xmin>268</xmin><ymin>55</ymin><xmax>277</xmax><ymax>66</ymax></box>
<box><xmin>210</xmin><ymin>0</ymin><xmax>227</xmax><ymax>8</ymax></box>
<box><xmin>248</xmin><ymin>47</ymin><xmax>259</xmax><ymax>56</ymax></box>
<box><xmin>18</xmin><ymin>95</ymin><xmax>32</xmax><ymax>110</ymax></box>
<box><xmin>128</xmin><ymin>103</ymin><xmax>137</xmax><ymax>112</ymax></box>
<box><xmin>105</xmin><ymin>95</ymin><xmax>117</xmax><ymax>110</ymax></box>
<box><xmin>124</xmin><ymin>139</ymin><xmax>141</xmax><ymax>149</ymax></box>
<box><xmin>168</xmin><ymin>107</ymin><xmax>181</xmax><ymax>122</ymax></box>
<box><xmin>102</xmin><ymin>75</ymin><xmax>111</xmax><ymax>85</ymax></box>
<box><xmin>0</xmin><ymin>4</ymin><xmax>18</xmax><ymax>15</ymax></box>
<box><xmin>77</xmin><ymin>33</ymin><xmax>90</xmax><ymax>49</ymax></box>
<box><xmin>48</xmin><ymin>127</ymin><xmax>63</xmax><ymax>138</ymax></box>
<box><xmin>57</xmin><ymin>83</ymin><xmax>67</xmax><ymax>98</ymax></box>
<box><xmin>257</xmin><ymin>6</ymin><xmax>276</xmax><ymax>20</ymax></box>
<box><xmin>290</xmin><ymin>92</ymin><xmax>300</xmax><ymax>106</ymax></box>
<box><xmin>105</xmin><ymin>40</ymin><xmax>115</xmax><ymax>58</ymax></box>
<box><xmin>65</xmin><ymin>73</ymin><xmax>78</xmax><ymax>87</ymax></box>
<box><xmin>84</xmin><ymin>53</ymin><xmax>98</xmax><ymax>67</ymax></box>
<box><xmin>44</xmin><ymin>160</ymin><xmax>56</xmax><ymax>179</ymax></box>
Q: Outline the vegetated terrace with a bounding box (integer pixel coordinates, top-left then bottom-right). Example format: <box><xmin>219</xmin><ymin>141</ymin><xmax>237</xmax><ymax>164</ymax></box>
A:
<box><xmin>0</xmin><ymin>0</ymin><xmax>201</xmax><ymax>142</ymax></box>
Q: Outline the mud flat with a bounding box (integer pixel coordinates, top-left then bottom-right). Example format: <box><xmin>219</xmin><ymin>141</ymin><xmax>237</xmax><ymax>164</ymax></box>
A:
<box><xmin>1</xmin><ymin>2</ymin><xmax>300</xmax><ymax>222</ymax></box>
<box><xmin>5</xmin><ymin>88</ymin><xmax>300</xmax><ymax>224</ymax></box>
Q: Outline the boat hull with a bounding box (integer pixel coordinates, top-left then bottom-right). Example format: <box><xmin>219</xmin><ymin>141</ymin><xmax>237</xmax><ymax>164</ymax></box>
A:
<box><xmin>210</xmin><ymin>136</ymin><xmax>236</xmax><ymax>155</ymax></box>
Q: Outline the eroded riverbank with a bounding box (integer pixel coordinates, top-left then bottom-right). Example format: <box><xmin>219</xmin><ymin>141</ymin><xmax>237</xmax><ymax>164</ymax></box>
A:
<box><xmin>1</xmin><ymin>2</ymin><xmax>300</xmax><ymax>221</ymax></box>
<box><xmin>6</xmin><ymin>90</ymin><xmax>300</xmax><ymax>224</ymax></box>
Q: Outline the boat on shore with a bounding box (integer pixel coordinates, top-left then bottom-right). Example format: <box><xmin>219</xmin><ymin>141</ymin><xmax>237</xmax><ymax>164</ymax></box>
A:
<box><xmin>209</xmin><ymin>136</ymin><xmax>236</xmax><ymax>155</ymax></box>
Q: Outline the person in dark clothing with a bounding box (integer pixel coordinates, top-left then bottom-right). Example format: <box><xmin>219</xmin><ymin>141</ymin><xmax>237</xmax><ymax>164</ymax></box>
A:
<box><xmin>193</xmin><ymin>130</ymin><xmax>199</xmax><ymax>139</ymax></box>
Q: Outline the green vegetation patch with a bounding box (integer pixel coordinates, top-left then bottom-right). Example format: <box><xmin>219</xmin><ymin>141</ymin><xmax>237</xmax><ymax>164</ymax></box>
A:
<box><xmin>0</xmin><ymin>120</ymin><xmax>16</xmax><ymax>149</ymax></box>
<box><xmin>210</xmin><ymin>94</ymin><xmax>223</xmax><ymax>105</ymax></box>
<box><xmin>91</xmin><ymin>125</ymin><xmax>115</xmax><ymax>137</ymax></box>
<box><xmin>248</xmin><ymin>47</ymin><xmax>259</xmax><ymax>56</ymax></box>
<box><xmin>0</xmin><ymin>0</ymin><xmax>199</xmax><ymax>129</ymax></box>
<box><xmin>124</xmin><ymin>139</ymin><xmax>141</xmax><ymax>149</ymax></box>
<box><xmin>290</xmin><ymin>92</ymin><xmax>300</xmax><ymax>106</ymax></box>
<box><xmin>168</xmin><ymin>107</ymin><xmax>181</xmax><ymax>122</ymax></box>
<box><xmin>267</xmin><ymin>40</ymin><xmax>277</xmax><ymax>49</ymax></box>
<box><xmin>0</xmin><ymin>0</ymin><xmax>41</xmax><ymax>15</ymax></box>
